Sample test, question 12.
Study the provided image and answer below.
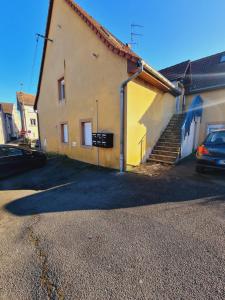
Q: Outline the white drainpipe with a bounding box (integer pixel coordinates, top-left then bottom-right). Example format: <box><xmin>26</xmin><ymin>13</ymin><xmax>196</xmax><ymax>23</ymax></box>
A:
<box><xmin>120</xmin><ymin>60</ymin><xmax>144</xmax><ymax>173</ymax></box>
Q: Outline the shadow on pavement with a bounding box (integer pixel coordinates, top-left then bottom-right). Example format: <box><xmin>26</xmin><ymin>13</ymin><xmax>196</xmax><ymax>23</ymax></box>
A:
<box><xmin>4</xmin><ymin>159</ymin><xmax>225</xmax><ymax>216</ymax></box>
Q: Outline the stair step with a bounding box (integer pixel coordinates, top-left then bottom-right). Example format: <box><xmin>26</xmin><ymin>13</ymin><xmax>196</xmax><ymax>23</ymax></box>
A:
<box><xmin>161</xmin><ymin>134</ymin><xmax>181</xmax><ymax>139</ymax></box>
<box><xmin>155</xmin><ymin>145</ymin><xmax>180</xmax><ymax>152</ymax></box>
<box><xmin>159</xmin><ymin>138</ymin><xmax>181</xmax><ymax>143</ymax></box>
<box><xmin>157</xmin><ymin>142</ymin><xmax>181</xmax><ymax>147</ymax></box>
<box><xmin>150</xmin><ymin>154</ymin><xmax>177</xmax><ymax>163</ymax></box>
<box><xmin>147</xmin><ymin>158</ymin><xmax>175</xmax><ymax>165</ymax></box>
<box><xmin>153</xmin><ymin>150</ymin><xmax>179</xmax><ymax>156</ymax></box>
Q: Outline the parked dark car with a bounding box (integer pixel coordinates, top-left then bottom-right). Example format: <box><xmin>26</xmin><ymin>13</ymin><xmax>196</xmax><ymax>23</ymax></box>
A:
<box><xmin>196</xmin><ymin>129</ymin><xmax>225</xmax><ymax>173</ymax></box>
<box><xmin>0</xmin><ymin>145</ymin><xmax>47</xmax><ymax>179</ymax></box>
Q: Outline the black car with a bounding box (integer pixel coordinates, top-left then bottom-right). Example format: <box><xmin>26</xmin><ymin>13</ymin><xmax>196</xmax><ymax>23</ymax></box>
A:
<box><xmin>196</xmin><ymin>129</ymin><xmax>225</xmax><ymax>173</ymax></box>
<box><xmin>0</xmin><ymin>145</ymin><xmax>47</xmax><ymax>179</ymax></box>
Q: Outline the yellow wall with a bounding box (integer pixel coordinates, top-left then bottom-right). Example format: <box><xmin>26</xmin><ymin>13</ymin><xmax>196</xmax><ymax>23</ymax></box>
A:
<box><xmin>37</xmin><ymin>0</ymin><xmax>177</xmax><ymax>169</ymax></box>
<box><xmin>37</xmin><ymin>0</ymin><xmax>128</xmax><ymax>169</ymax></box>
<box><xmin>126</xmin><ymin>79</ymin><xmax>176</xmax><ymax>166</ymax></box>
<box><xmin>186</xmin><ymin>89</ymin><xmax>225</xmax><ymax>143</ymax></box>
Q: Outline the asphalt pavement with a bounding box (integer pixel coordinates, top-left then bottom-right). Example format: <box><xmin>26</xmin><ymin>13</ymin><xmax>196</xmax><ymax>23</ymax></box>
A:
<box><xmin>0</xmin><ymin>157</ymin><xmax>225</xmax><ymax>300</ymax></box>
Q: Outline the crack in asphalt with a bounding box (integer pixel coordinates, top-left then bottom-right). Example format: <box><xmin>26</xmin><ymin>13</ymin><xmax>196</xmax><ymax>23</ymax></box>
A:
<box><xmin>27</xmin><ymin>218</ymin><xmax>64</xmax><ymax>300</ymax></box>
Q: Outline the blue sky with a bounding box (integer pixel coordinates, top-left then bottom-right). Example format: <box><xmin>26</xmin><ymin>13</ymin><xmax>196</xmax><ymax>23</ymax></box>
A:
<box><xmin>1</xmin><ymin>0</ymin><xmax>225</xmax><ymax>104</ymax></box>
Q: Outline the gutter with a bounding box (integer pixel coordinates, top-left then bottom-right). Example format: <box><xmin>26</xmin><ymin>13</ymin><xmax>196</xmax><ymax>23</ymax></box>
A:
<box><xmin>120</xmin><ymin>60</ymin><xmax>144</xmax><ymax>173</ymax></box>
<box><xmin>186</xmin><ymin>83</ymin><xmax>225</xmax><ymax>95</ymax></box>
<box><xmin>142</xmin><ymin>61</ymin><xmax>181</xmax><ymax>96</ymax></box>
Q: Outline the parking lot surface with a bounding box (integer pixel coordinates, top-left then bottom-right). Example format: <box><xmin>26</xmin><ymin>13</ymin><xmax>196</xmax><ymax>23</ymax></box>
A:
<box><xmin>0</xmin><ymin>157</ymin><xmax>225</xmax><ymax>299</ymax></box>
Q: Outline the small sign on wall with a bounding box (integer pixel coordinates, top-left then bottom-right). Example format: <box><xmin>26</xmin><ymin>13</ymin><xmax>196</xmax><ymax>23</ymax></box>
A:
<box><xmin>92</xmin><ymin>133</ymin><xmax>113</xmax><ymax>148</ymax></box>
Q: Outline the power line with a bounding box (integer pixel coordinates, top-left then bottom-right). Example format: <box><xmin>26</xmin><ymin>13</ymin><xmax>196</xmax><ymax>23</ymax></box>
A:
<box><xmin>28</xmin><ymin>35</ymin><xmax>40</xmax><ymax>92</ymax></box>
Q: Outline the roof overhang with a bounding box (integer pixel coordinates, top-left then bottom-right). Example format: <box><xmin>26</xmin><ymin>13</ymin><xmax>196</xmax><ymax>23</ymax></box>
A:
<box><xmin>186</xmin><ymin>83</ymin><xmax>225</xmax><ymax>95</ymax></box>
<box><xmin>34</xmin><ymin>0</ymin><xmax>54</xmax><ymax>110</ymax></box>
<box><xmin>128</xmin><ymin>61</ymin><xmax>181</xmax><ymax>96</ymax></box>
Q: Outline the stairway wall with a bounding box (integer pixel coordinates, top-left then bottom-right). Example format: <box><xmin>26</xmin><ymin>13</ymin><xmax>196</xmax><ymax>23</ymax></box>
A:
<box><xmin>148</xmin><ymin>114</ymin><xmax>186</xmax><ymax>165</ymax></box>
<box><xmin>126</xmin><ymin>78</ymin><xmax>177</xmax><ymax>167</ymax></box>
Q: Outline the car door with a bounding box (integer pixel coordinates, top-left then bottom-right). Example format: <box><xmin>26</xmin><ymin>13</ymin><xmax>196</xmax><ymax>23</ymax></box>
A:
<box><xmin>0</xmin><ymin>146</ymin><xmax>12</xmax><ymax>178</ymax></box>
<box><xmin>4</xmin><ymin>147</ymin><xmax>25</xmax><ymax>177</ymax></box>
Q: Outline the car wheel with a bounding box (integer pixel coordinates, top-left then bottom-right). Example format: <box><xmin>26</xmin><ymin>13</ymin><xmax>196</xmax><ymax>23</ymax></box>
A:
<box><xmin>196</xmin><ymin>166</ymin><xmax>205</xmax><ymax>173</ymax></box>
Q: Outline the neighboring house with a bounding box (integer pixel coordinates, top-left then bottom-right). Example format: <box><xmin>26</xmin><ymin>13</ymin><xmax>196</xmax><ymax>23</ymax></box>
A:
<box><xmin>0</xmin><ymin>102</ymin><xmax>20</xmax><ymax>144</ymax></box>
<box><xmin>160</xmin><ymin>51</ymin><xmax>225</xmax><ymax>160</ymax></box>
<box><xmin>35</xmin><ymin>0</ymin><xmax>180</xmax><ymax>170</ymax></box>
<box><xmin>16</xmin><ymin>92</ymin><xmax>39</xmax><ymax>140</ymax></box>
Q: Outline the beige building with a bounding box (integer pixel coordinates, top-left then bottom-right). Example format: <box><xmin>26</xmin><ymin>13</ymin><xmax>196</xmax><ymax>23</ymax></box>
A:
<box><xmin>34</xmin><ymin>0</ymin><xmax>180</xmax><ymax>171</ymax></box>
<box><xmin>17</xmin><ymin>92</ymin><xmax>39</xmax><ymax>141</ymax></box>
<box><xmin>160</xmin><ymin>51</ymin><xmax>225</xmax><ymax>160</ymax></box>
<box><xmin>0</xmin><ymin>102</ymin><xmax>20</xmax><ymax>144</ymax></box>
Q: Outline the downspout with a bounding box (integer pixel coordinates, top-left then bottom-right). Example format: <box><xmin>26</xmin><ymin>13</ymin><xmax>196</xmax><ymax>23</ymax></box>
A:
<box><xmin>36</xmin><ymin>110</ymin><xmax>42</xmax><ymax>150</ymax></box>
<box><xmin>120</xmin><ymin>60</ymin><xmax>144</xmax><ymax>173</ymax></box>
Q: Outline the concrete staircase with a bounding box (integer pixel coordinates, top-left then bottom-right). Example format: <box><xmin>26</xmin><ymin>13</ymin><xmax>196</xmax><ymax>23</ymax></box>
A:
<box><xmin>148</xmin><ymin>114</ymin><xmax>186</xmax><ymax>165</ymax></box>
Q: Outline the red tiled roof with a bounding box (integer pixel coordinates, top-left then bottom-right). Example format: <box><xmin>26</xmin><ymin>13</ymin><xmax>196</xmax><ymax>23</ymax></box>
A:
<box><xmin>0</xmin><ymin>102</ymin><xmax>14</xmax><ymax>115</ymax></box>
<box><xmin>64</xmin><ymin>0</ymin><xmax>140</xmax><ymax>63</ymax></box>
<box><xmin>17</xmin><ymin>92</ymin><xmax>36</xmax><ymax>106</ymax></box>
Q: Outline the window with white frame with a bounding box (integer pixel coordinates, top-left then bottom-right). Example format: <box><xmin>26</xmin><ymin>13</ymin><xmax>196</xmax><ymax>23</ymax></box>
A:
<box><xmin>61</xmin><ymin>123</ymin><xmax>69</xmax><ymax>143</ymax></box>
<box><xmin>58</xmin><ymin>77</ymin><xmax>65</xmax><ymax>101</ymax></box>
<box><xmin>81</xmin><ymin>121</ymin><xmax>92</xmax><ymax>146</ymax></box>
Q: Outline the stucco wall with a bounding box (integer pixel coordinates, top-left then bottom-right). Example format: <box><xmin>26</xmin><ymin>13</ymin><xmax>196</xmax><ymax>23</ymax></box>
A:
<box><xmin>186</xmin><ymin>89</ymin><xmax>225</xmax><ymax>143</ymax></box>
<box><xmin>126</xmin><ymin>79</ymin><xmax>176</xmax><ymax>166</ymax></box>
<box><xmin>0</xmin><ymin>112</ymin><xmax>6</xmax><ymax>144</ymax></box>
<box><xmin>37</xmin><ymin>0</ymin><xmax>127</xmax><ymax>169</ymax></box>
<box><xmin>24</xmin><ymin>105</ymin><xmax>39</xmax><ymax>140</ymax></box>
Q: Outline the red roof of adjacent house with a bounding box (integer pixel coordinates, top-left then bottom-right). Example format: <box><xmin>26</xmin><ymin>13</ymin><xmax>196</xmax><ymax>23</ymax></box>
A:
<box><xmin>16</xmin><ymin>92</ymin><xmax>36</xmax><ymax>106</ymax></box>
<box><xmin>0</xmin><ymin>103</ymin><xmax>14</xmax><ymax>115</ymax></box>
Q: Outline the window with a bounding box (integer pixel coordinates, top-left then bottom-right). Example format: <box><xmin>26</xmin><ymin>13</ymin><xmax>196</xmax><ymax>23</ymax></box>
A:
<box><xmin>30</xmin><ymin>118</ymin><xmax>36</xmax><ymax>126</ymax></box>
<box><xmin>206</xmin><ymin>131</ymin><xmax>225</xmax><ymax>144</ymax></box>
<box><xmin>58</xmin><ymin>77</ymin><xmax>65</xmax><ymax>101</ymax></box>
<box><xmin>61</xmin><ymin>123</ymin><xmax>69</xmax><ymax>143</ymax></box>
<box><xmin>207</xmin><ymin>124</ymin><xmax>225</xmax><ymax>135</ymax></box>
<box><xmin>6</xmin><ymin>147</ymin><xmax>23</xmax><ymax>157</ymax></box>
<box><xmin>81</xmin><ymin>121</ymin><xmax>92</xmax><ymax>146</ymax></box>
<box><xmin>220</xmin><ymin>55</ymin><xmax>225</xmax><ymax>63</ymax></box>
<box><xmin>0</xmin><ymin>147</ymin><xmax>9</xmax><ymax>157</ymax></box>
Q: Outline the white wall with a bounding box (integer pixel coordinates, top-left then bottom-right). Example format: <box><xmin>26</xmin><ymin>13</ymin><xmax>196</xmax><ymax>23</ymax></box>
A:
<box><xmin>181</xmin><ymin>117</ymin><xmax>201</xmax><ymax>159</ymax></box>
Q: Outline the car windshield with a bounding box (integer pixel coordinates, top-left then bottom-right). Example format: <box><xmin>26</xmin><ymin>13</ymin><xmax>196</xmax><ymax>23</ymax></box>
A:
<box><xmin>206</xmin><ymin>131</ymin><xmax>225</xmax><ymax>144</ymax></box>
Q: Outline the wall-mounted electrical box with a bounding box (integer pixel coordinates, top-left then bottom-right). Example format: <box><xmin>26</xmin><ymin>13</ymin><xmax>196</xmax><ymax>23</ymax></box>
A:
<box><xmin>92</xmin><ymin>133</ymin><xmax>114</xmax><ymax>148</ymax></box>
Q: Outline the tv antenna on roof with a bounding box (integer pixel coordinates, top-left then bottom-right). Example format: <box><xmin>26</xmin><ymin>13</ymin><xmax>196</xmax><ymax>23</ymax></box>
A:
<box><xmin>130</xmin><ymin>23</ymin><xmax>144</xmax><ymax>49</ymax></box>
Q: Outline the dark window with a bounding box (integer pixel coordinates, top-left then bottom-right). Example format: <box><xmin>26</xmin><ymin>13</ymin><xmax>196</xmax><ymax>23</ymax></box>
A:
<box><xmin>206</xmin><ymin>131</ymin><xmax>225</xmax><ymax>144</ymax></box>
<box><xmin>61</xmin><ymin>123</ymin><xmax>69</xmax><ymax>143</ymax></box>
<box><xmin>58</xmin><ymin>77</ymin><xmax>65</xmax><ymax>101</ymax></box>
<box><xmin>0</xmin><ymin>147</ymin><xmax>9</xmax><ymax>157</ymax></box>
<box><xmin>220</xmin><ymin>55</ymin><xmax>225</xmax><ymax>63</ymax></box>
<box><xmin>30</xmin><ymin>119</ymin><xmax>36</xmax><ymax>126</ymax></box>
